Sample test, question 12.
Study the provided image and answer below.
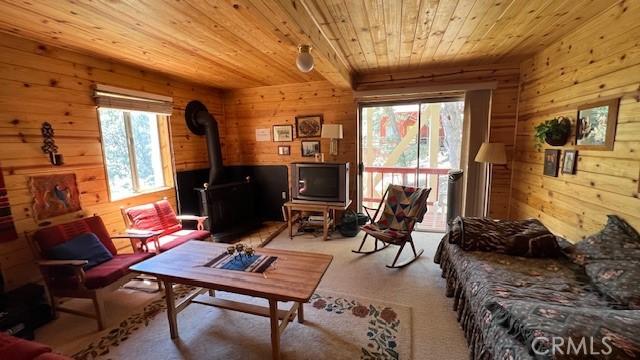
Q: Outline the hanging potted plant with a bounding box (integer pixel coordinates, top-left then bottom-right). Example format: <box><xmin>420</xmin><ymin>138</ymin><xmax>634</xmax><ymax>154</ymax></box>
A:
<box><xmin>534</xmin><ymin>116</ymin><xmax>571</xmax><ymax>149</ymax></box>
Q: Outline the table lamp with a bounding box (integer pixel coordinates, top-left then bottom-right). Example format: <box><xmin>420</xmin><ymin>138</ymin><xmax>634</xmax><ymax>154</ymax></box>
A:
<box><xmin>475</xmin><ymin>142</ymin><xmax>507</xmax><ymax>217</ymax></box>
<box><xmin>321</xmin><ymin>124</ymin><xmax>343</xmax><ymax>156</ymax></box>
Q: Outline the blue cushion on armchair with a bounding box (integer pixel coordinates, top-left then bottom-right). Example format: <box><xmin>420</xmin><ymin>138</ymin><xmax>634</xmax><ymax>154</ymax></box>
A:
<box><xmin>47</xmin><ymin>232</ymin><xmax>113</xmax><ymax>270</ymax></box>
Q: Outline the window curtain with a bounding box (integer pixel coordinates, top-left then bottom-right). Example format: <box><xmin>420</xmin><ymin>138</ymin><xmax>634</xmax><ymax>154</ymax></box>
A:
<box><xmin>93</xmin><ymin>84</ymin><xmax>173</xmax><ymax>115</ymax></box>
<box><xmin>459</xmin><ymin>89</ymin><xmax>492</xmax><ymax>217</ymax></box>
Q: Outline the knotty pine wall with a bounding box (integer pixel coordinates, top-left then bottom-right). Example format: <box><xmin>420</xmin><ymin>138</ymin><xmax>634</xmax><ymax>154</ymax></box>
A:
<box><xmin>0</xmin><ymin>33</ymin><xmax>221</xmax><ymax>289</ymax></box>
<box><xmin>511</xmin><ymin>0</ymin><xmax>640</xmax><ymax>242</ymax></box>
<box><xmin>221</xmin><ymin>65</ymin><xmax>520</xmax><ymax>219</ymax></box>
<box><xmin>223</xmin><ymin>81</ymin><xmax>357</xmax><ymax>202</ymax></box>
<box><xmin>356</xmin><ymin>63</ymin><xmax>521</xmax><ymax>219</ymax></box>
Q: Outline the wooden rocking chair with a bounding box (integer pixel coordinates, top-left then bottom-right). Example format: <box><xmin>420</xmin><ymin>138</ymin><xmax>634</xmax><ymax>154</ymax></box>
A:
<box><xmin>353</xmin><ymin>184</ymin><xmax>431</xmax><ymax>268</ymax></box>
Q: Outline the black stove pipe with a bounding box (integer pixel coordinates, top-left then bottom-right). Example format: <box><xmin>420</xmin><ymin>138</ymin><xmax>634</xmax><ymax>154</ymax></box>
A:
<box><xmin>195</xmin><ymin>110</ymin><xmax>223</xmax><ymax>186</ymax></box>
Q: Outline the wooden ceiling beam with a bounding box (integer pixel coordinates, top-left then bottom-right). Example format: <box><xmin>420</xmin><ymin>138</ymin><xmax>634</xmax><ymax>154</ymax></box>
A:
<box><xmin>294</xmin><ymin>0</ymin><xmax>353</xmax><ymax>88</ymax></box>
<box><xmin>241</xmin><ymin>0</ymin><xmax>353</xmax><ymax>89</ymax></box>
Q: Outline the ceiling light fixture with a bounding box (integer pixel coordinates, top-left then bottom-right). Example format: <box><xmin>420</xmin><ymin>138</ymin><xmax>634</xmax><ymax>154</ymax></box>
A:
<box><xmin>296</xmin><ymin>45</ymin><xmax>314</xmax><ymax>73</ymax></box>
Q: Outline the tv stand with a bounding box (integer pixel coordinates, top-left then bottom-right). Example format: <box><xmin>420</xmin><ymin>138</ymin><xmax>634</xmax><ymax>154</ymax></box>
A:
<box><xmin>284</xmin><ymin>200</ymin><xmax>352</xmax><ymax>241</ymax></box>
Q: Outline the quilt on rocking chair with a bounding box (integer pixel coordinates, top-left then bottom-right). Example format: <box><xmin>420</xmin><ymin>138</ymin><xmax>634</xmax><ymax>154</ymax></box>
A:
<box><xmin>362</xmin><ymin>185</ymin><xmax>431</xmax><ymax>243</ymax></box>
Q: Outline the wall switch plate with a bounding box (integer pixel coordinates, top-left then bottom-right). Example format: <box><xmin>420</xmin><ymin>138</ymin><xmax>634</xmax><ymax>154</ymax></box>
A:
<box><xmin>282</xmin><ymin>191</ymin><xmax>287</xmax><ymax>200</ymax></box>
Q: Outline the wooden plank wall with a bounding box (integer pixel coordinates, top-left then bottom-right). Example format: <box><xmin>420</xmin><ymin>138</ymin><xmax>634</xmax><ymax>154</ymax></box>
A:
<box><xmin>511</xmin><ymin>0</ymin><xmax>640</xmax><ymax>242</ymax></box>
<box><xmin>223</xmin><ymin>81</ymin><xmax>357</xmax><ymax>202</ymax></box>
<box><xmin>0</xmin><ymin>33</ymin><xmax>219</xmax><ymax>289</ymax></box>
<box><xmin>356</xmin><ymin>63</ymin><xmax>521</xmax><ymax>219</ymax></box>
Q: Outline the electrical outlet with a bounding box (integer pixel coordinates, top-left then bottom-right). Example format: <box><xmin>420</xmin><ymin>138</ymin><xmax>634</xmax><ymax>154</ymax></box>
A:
<box><xmin>282</xmin><ymin>191</ymin><xmax>287</xmax><ymax>200</ymax></box>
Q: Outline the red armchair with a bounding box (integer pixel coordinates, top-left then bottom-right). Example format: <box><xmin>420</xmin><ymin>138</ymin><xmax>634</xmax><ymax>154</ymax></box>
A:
<box><xmin>29</xmin><ymin>216</ymin><xmax>154</xmax><ymax>330</ymax></box>
<box><xmin>121</xmin><ymin>199</ymin><xmax>210</xmax><ymax>253</ymax></box>
<box><xmin>0</xmin><ymin>333</ymin><xmax>71</xmax><ymax>360</ymax></box>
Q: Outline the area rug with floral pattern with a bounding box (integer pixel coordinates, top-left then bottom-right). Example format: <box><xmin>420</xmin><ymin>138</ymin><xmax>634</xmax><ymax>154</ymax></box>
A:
<box><xmin>69</xmin><ymin>286</ymin><xmax>412</xmax><ymax>360</ymax></box>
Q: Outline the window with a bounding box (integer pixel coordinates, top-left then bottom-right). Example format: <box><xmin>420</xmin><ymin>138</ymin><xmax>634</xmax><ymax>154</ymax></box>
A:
<box><xmin>359</xmin><ymin>99</ymin><xmax>464</xmax><ymax>232</ymax></box>
<box><xmin>98</xmin><ymin>108</ymin><xmax>169</xmax><ymax>200</ymax></box>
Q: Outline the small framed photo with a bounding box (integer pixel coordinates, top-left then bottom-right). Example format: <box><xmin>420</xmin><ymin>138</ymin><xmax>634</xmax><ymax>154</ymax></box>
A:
<box><xmin>295</xmin><ymin>115</ymin><xmax>323</xmax><ymax>138</ymax></box>
<box><xmin>562</xmin><ymin>150</ymin><xmax>578</xmax><ymax>174</ymax></box>
<box><xmin>277</xmin><ymin>145</ymin><xmax>290</xmax><ymax>155</ymax></box>
<box><xmin>576</xmin><ymin>98</ymin><xmax>619</xmax><ymax>150</ymax></box>
<box><xmin>543</xmin><ymin>149</ymin><xmax>560</xmax><ymax>177</ymax></box>
<box><xmin>301</xmin><ymin>140</ymin><xmax>321</xmax><ymax>157</ymax></box>
<box><xmin>272</xmin><ymin>125</ymin><xmax>293</xmax><ymax>142</ymax></box>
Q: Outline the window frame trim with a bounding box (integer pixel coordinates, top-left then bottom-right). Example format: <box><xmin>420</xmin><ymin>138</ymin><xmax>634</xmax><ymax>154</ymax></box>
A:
<box><xmin>98</xmin><ymin>108</ymin><xmax>170</xmax><ymax>202</ymax></box>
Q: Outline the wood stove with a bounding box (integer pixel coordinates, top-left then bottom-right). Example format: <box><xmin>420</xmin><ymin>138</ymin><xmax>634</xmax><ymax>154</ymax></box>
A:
<box><xmin>184</xmin><ymin>100</ymin><xmax>261</xmax><ymax>243</ymax></box>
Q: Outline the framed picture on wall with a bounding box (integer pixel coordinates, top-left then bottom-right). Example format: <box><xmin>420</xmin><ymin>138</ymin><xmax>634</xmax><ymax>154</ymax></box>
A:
<box><xmin>576</xmin><ymin>98</ymin><xmax>619</xmax><ymax>150</ymax></box>
<box><xmin>301</xmin><ymin>140</ymin><xmax>321</xmax><ymax>157</ymax></box>
<box><xmin>277</xmin><ymin>145</ymin><xmax>290</xmax><ymax>155</ymax></box>
<box><xmin>29</xmin><ymin>173</ymin><xmax>82</xmax><ymax>220</ymax></box>
<box><xmin>543</xmin><ymin>149</ymin><xmax>560</xmax><ymax>177</ymax></box>
<box><xmin>562</xmin><ymin>150</ymin><xmax>577</xmax><ymax>174</ymax></box>
<box><xmin>272</xmin><ymin>125</ymin><xmax>293</xmax><ymax>142</ymax></box>
<box><xmin>295</xmin><ymin>115</ymin><xmax>323</xmax><ymax>138</ymax></box>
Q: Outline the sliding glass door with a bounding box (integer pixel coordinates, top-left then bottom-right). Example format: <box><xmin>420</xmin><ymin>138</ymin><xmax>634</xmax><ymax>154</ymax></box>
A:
<box><xmin>359</xmin><ymin>99</ymin><xmax>464</xmax><ymax>232</ymax></box>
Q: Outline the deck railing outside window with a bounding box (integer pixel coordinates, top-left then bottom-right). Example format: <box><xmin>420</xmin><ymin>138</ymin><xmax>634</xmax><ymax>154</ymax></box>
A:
<box><xmin>362</xmin><ymin>166</ymin><xmax>448</xmax><ymax>232</ymax></box>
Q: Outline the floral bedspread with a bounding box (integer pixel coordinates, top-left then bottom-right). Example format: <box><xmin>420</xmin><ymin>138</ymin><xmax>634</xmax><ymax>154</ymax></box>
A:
<box><xmin>434</xmin><ymin>235</ymin><xmax>622</xmax><ymax>360</ymax></box>
<box><xmin>488</xmin><ymin>299</ymin><xmax>640</xmax><ymax>359</ymax></box>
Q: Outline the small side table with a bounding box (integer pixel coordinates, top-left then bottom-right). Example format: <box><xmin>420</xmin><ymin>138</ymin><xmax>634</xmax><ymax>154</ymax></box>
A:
<box><xmin>111</xmin><ymin>230</ymin><xmax>164</xmax><ymax>254</ymax></box>
<box><xmin>283</xmin><ymin>200</ymin><xmax>352</xmax><ymax>241</ymax></box>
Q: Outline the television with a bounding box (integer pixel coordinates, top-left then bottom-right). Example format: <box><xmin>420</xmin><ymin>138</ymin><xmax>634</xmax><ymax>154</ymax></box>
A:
<box><xmin>291</xmin><ymin>162</ymin><xmax>349</xmax><ymax>206</ymax></box>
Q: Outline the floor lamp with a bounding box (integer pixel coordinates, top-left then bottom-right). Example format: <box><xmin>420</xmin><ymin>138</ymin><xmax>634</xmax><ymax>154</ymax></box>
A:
<box><xmin>474</xmin><ymin>142</ymin><xmax>507</xmax><ymax>217</ymax></box>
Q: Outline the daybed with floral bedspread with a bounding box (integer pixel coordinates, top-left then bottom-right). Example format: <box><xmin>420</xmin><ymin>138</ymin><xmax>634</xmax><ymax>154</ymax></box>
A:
<box><xmin>434</xmin><ymin>215</ymin><xmax>640</xmax><ymax>360</ymax></box>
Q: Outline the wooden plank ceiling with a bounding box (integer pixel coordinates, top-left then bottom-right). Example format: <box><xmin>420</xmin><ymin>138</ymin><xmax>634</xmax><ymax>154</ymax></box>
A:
<box><xmin>0</xmin><ymin>0</ymin><xmax>619</xmax><ymax>89</ymax></box>
<box><xmin>0</xmin><ymin>0</ymin><xmax>351</xmax><ymax>89</ymax></box>
<box><xmin>311</xmin><ymin>0</ymin><xmax>619</xmax><ymax>73</ymax></box>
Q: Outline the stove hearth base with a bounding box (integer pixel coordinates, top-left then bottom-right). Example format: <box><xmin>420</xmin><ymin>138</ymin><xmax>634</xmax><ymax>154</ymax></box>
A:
<box><xmin>211</xmin><ymin>220</ymin><xmax>263</xmax><ymax>243</ymax></box>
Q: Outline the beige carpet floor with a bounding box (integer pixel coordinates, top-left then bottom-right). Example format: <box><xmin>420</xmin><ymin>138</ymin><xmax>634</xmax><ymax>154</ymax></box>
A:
<box><xmin>265</xmin><ymin>231</ymin><xmax>468</xmax><ymax>360</ymax></box>
<box><xmin>68</xmin><ymin>287</ymin><xmax>411</xmax><ymax>360</ymax></box>
<box><xmin>35</xmin><ymin>230</ymin><xmax>468</xmax><ymax>360</ymax></box>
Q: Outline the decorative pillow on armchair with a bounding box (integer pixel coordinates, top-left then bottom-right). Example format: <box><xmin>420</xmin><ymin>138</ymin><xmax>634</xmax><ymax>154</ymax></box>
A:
<box><xmin>47</xmin><ymin>232</ymin><xmax>113</xmax><ymax>270</ymax></box>
<box><xmin>573</xmin><ymin>215</ymin><xmax>640</xmax><ymax>265</ymax></box>
<box><xmin>585</xmin><ymin>260</ymin><xmax>640</xmax><ymax>309</ymax></box>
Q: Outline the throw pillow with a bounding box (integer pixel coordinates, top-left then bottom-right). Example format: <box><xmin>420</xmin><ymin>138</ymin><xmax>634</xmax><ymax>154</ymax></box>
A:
<box><xmin>47</xmin><ymin>232</ymin><xmax>113</xmax><ymax>270</ymax></box>
<box><xmin>585</xmin><ymin>260</ymin><xmax>640</xmax><ymax>309</ymax></box>
<box><xmin>454</xmin><ymin>217</ymin><xmax>562</xmax><ymax>258</ymax></box>
<box><xmin>573</xmin><ymin>215</ymin><xmax>640</xmax><ymax>265</ymax></box>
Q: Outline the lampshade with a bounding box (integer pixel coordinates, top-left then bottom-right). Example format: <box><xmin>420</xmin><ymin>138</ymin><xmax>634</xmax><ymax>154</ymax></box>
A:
<box><xmin>475</xmin><ymin>142</ymin><xmax>507</xmax><ymax>164</ymax></box>
<box><xmin>296</xmin><ymin>45</ymin><xmax>314</xmax><ymax>73</ymax></box>
<box><xmin>321</xmin><ymin>124</ymin><xmax>343</xmax><ymax>139</ymax></box>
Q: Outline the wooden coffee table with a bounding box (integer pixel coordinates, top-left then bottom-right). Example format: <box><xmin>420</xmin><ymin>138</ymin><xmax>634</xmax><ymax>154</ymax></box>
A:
<box><xmin>129</xmin><ymin>241</ymin><xmax>332</xmax><ymax>360</ymax></box>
